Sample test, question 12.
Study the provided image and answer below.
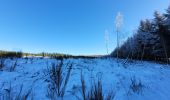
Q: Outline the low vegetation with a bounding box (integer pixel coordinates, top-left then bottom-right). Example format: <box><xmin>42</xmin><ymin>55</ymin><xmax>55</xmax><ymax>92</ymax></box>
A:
<box><xmin>0</xmin><ymin>84</ymin><xmax>33</xmax><ymax>100</ymax></box>
<box><xmin>129</xmin><ymin>77</ymin><xmax>144</xmax><ymax>94</ymax></box>
<box><xmin>79</xmin><ymin>72</ymin><xmax>115</xmax><ymax>100</ymax></box>
<box><xmin>9</xmin><ymin>60</ymin><xmax>18</xmax><ymax>72</ymax></box>
<box><xmin>46</xmin><ymin>59</ymin><xmax>73</xmax><ymax>99</ymax></box>
<box><xmin>0</xmin><ymin>58</ymin><xmax>5</xmax><ymax>70</ymax></box>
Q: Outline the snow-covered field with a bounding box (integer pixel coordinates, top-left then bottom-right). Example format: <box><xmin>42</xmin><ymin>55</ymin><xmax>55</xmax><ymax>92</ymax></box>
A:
<box><xmin>0</xmin><ymin>57</ymin><xmax>170</xmax><ymax>100</ymax></box>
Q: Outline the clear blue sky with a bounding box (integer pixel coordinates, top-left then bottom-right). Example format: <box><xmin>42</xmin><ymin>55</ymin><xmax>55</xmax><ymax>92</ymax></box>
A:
<box><xmin>0</xmin><ymin>0</ymin><xmax>169</xmax><ymax>55</ymax></box>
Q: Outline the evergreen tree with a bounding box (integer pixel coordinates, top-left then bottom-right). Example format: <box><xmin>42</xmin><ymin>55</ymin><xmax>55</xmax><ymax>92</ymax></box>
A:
<box><xmin>111</xmin><ymin>5</ymin><xmax>170</xmax><ymax>62</ymax></box>
<box><xmin>154</xmin><ymin>11</ymin><xmax>169</xmax><ymax>61</ymax></box>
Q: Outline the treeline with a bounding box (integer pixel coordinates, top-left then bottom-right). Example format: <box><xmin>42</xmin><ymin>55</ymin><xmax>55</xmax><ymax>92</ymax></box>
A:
<box><xmin>0</xmin><ymin>50</ymin><xmax>98</xmax><ymax>59</ymax></box>
<box><xmin>111</xmin><ymin>6</ymin><xmax>170</xmax><ymax>62</ymax></box>
<box><xmin>0</xmin><ymin>50</ymin><xmax>23</xmax><ymax>58</ymax></box>
<box><xmin>37</xmin><ymin>52</ymin><xmax>97</xmax><ymax>59</ymax></box>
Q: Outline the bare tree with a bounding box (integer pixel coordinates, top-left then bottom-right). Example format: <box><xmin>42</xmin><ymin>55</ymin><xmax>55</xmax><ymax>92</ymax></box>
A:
<box><xmin>104</xmin><ymin>30</ymin><xmax>109</xmax><ymax>55</ymax></box>
<box><xmin>115</xmin><ymin>12</ymin><xmax>123</xmax><ymax>60</ymax></box>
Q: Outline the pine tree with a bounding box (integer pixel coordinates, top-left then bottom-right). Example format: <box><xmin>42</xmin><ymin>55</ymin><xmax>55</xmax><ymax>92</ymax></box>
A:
<box><xmin>111</xmin><ymin>5</ymin><xmax>170</xmax><ymax>62</ymax></box>
<box><xmin>154</xmin><ymin>11</ymin><xmax>169</xmax><ymax>62</ymax></box>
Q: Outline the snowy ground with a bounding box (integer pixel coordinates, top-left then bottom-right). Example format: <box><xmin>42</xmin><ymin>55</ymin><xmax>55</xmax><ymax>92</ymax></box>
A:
<box><xmin>0</xmin><ymin>57</ymin><xmax>170</xmax><ymax>100</ymax></box>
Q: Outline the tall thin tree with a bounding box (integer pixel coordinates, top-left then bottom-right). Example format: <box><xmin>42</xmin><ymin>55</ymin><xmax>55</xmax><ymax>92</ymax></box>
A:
<box><xmin>115</xmin><ymin>12</ymin><xmax>123</xmax><ymax>60</ymax></box>
<box><xmin>104</xmin><ymin>30</ymin><xmax>109</xmax><ymax>55</ymax></box>
<box><xmin>154</xmin><ymin>11</ymin><xmax>168</xmax><ymax>63</ymax></box>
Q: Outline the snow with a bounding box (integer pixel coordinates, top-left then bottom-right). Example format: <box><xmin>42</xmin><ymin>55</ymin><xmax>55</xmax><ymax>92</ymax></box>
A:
<box><xmin>0</xmin><ymin>57</ymin><xmax>170</xmax><ymax>100</ymax></box>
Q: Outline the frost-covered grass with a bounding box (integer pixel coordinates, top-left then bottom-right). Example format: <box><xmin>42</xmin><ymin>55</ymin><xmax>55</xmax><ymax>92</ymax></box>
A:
<box><xmin>0</xmin><ymin>57</ymin><xmax>170</xmax><ymax>100</ymax></box>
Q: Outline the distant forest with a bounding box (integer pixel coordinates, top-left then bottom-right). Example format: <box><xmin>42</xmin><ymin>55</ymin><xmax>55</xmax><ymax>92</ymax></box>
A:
<box><xmin>0</xmin><ymin>50</ymin><xmax>97</xmax><ymax>59</ymax></box>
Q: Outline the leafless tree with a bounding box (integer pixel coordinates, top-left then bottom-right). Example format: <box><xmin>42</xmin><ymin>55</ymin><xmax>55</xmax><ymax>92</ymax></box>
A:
<box><xmin>115</xmin><ymin>12</ymin><xmax>123</xmax><ymax>62</ymax></box>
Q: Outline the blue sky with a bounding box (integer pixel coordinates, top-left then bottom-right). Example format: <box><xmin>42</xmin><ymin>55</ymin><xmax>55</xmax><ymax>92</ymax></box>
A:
<box><xmin>0</xmin><ymin>0</ymin><xmax>169</xmax><ymax>55</ymax></box>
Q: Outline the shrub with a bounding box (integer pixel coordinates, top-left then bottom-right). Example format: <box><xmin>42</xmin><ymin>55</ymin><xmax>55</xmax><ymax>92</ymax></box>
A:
<box><xmin>87</xmin><ymin>80</ymin><xmax>104</xmax><ymax>100</ymax></box>
<box><xmin>46</xmin><ymin>59</ymin><xmax>72</xmax><ymax>99</ymax></box>
<box><xmin>80</xmin><ymin>73</ymin><xmax>115</xmax><ymax>100</ymax></box>
<box><xmin>10</xmin><ymin>60</ymin><xmax>17</xmax><ymax>72</ymax></box>
<box><xmin>0</xmin><ymin>58</ymin><xmax>5</xmax><ymax>70</ymax></box>
<box><xmin>0</xmin><ymin>84</ymin><xmax>33</xmax><ymax>100</ymax></box>
<box><xmin>129</xmin><ymin>76</ymin><xmax>143</xmax><ymax>94</ymax></box>
<box><xmin>80</xmin><ymin>71</ymin><xmax>86</xmax><ymax>100</ymax></box>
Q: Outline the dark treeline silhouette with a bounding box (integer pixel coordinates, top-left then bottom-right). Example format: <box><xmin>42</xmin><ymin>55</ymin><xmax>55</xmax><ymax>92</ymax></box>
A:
<box><xmin>0</xmin><ymin>50</ymin><xmax>98</xmax><ymax>59</ymax></box>
<box><xmin>111</xmin><ymin>5</ymin><xmax>170</xmax><ymax>63</ymax></box>
<box><xmin>0</xmin><ymin>50</ymin><xmax>23</xmax><ymax>58</ymax></box>
<box><xmin>39</xmin><ymin>52</ymin><xmax>98</xmax><ymax>59</ymax></box>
